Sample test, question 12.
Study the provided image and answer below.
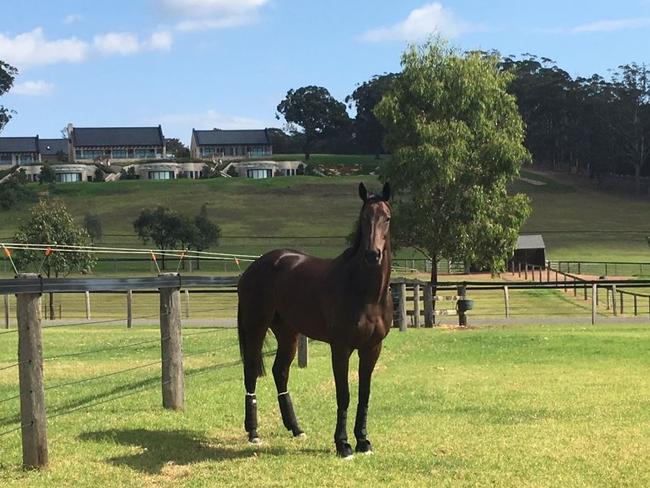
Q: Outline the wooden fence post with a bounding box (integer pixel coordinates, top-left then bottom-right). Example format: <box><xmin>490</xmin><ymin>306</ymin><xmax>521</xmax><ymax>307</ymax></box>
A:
<box><xmin>457</xmin><ymin>284</ymin><xmax>468</xmax><ymax>327</ymax></box>
<box><xmin>159</xmin><ymin>273</ymin><xmax>184</xmax><ymax>410</ymax></box>
<box><xmin>518</xmin><ymin>262</ymin><xmax>521</xmax><ymax>278</ymax></box>
<box><xmin>16</xmin><ymin>273</ymin><xmax>48</xmax><ymax>469</ymax></box>
<box><xmin>633</xmin><ymin>294</ymin><xmax>638</xmax><ymax>316</ymax></box>
<box><xmin>424</xmin><ymin>283</ymin><xmax>434</xmax><ymax>327</ymax></box>
<box><xmin>84</xmin><ymin>291</ymin><xmax>91</xmax><ymax>320</ymax></box>
<box><xmin>413</xmin><ymin>284</ymin><xmax>421</xmax><ymax>328</ymax></box>
<box><xmin>184</xmin><ymin>289</ymin><xmax>190</xmax><ymax>319</ymax></box>
<box><xmin>619</xmin><ymin>291</ymin><xmax>624</xmax><ymax>315</ymax></box>
<box><xmin>503</xmin><ymin>286</ymin><xmax>510</xmax><ymax>318</ymax></box>
<box><xmin>3</xmin><ymin>294</ymin><xmax>9</xmax><ymax>329</ymax></box>
<box><xmin>524</xmin><ymin>265</ymin><xmax>528</xmax><ymax>281</ymax></box>
<box><xmin>611</xmin><ymin>285</ymin><xmax>617</xmax><ymax>316</ymax></box>
<box><xmin>546</xmin><ymin>265</ymin><xmax>550</xmax><ymax>283</ymax></box>
<box><xmin>591</xmin><ymin>284</ymin><xmax>597</xmax><ymax>325</ymax></box>
<box><xmin>398</xmin><ymin>282</ymin><xmax>407</xmax><ymax>332</ymax></box>
<box><xmin>298</xmin><ymin>334</ymin><xmax>308</xmax><ymax>368</ymax></box>
<box><xmin>583</xmin><ymin>283</ymin><xmax>588</xmax><ymax>300</ymax></box>
<box><xmin>126</xmin><ymin>290</ymin><xmax>133</xmax><ymax>329</ymax></box>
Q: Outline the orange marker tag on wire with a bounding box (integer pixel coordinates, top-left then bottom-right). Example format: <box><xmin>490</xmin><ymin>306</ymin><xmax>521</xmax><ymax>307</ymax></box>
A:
<box><xmin>234</xmin><ymin>257</ymin><xmax>241</xmax><ymax>271</ymax></box>
<box><xmin>150</xmin><ymin>251</ymin><xmax>161</xmax><ymax>274</ymax></box>
<box><xmin>45</xmin><ymin>247</ymin><xmax>53</xmax><ymax>256</ymax></box>
<box><xmin>1</xmin><ymin>244</ymin><xmax>18</xmax><ymax>275</ymax></box>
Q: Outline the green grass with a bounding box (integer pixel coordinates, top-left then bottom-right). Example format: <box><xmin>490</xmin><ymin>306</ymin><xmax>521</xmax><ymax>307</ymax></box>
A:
<box><xmin>0</xmin><ymin>168</ymin><xmax>648</xmax><ymax>272</ymax></box>
<box><xmin>1</xmin><ymin>323</ymin><xmax>650</xmax><ymax>486</ymax></box>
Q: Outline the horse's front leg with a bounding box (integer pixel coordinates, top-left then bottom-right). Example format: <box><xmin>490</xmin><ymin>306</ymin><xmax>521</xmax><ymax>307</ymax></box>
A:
<box><xmin>354</xmin><ymin>342</ymin><xmax>382</xmax><ymax>454</ymax></box>
<box><xmin>331</xmin><ymin>344</ymin><xmax>353</xmax><ymax>458</ymax></box>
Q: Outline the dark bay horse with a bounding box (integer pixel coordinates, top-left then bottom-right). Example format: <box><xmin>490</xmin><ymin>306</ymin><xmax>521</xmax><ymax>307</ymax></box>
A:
<box><xmin>237</xmin><ymin>182</ymin><xmax>392</xmax><ymax>458</ymax></box>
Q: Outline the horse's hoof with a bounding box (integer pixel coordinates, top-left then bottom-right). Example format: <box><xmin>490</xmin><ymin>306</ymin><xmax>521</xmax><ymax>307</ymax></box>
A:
<box><xmin>248</xmin><ymin>433</ymin><xmax>261</xmax><ymax>444</ymax></box>
<box><xmin>336</xmin><ymin>442</ymin><xmax>353</xmax><ymax>459</ymax></box>
<box><xmin>355</xmin><ymin>439</ymin><xmax>372</xmax><ymax>454</ymax></box>
<box><xmin>294</xmin><ymin>431</ymin><xmax>307</xmax><ymax>439</ymax></box>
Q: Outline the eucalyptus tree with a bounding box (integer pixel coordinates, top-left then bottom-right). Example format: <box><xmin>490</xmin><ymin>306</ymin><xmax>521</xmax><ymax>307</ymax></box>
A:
<box><xmin>376</xmin><ymin>40</ymin><xmax>531</xmax><ymax>284</ymax></box>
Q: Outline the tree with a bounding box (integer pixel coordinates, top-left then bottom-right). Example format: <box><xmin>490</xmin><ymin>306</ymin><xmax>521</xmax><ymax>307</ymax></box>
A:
<box><xmin>13</xmin><ymin>199</ymin><xmax>96</xmax><ymax>318</ymax></box>
<box><xmin>276</xmin><ymin>86</ymin><xmax>351</xmax><ymax>160</ymax></box>
<box><xmin>40</xmin><ymin>163</ymin><xmax>56</xmax><ymax>184</ymax></box>
<box><xmin>0</xmin><ymin>60</ymin><xmax>17</xmax><ymax>133</ymax></box>
<box><xmin>0</xmin><ymin>171</ymin><xmax>35</xmax><ymax>210</ymax></box>
<box><xmin>166</xmin><ymin>138</ymin><xmax>190</xmax><ymax>159</ymax></box>
<box><xmin>133</xmin><ymin>207</ymin><xmax>183</xmax><ymax>270</ymax></box>
<box><xmin>193</xmin><ymin>204</ymin><xmax>221</xmax><ymax>269</ymax></box>
<box><xmin>375</xmin><ymin>40</ymin><xmax>531</xmax><ymax>286</ymax></box>
<box><xmin>610</xmin><ymin>63</ymin><xmax>650</xmax><ymax>195</ymax></box>
<box><xmin>346</xmin><ymin>73</ymin><xmax>398</xmax><ymax>156</ymax></box>
<box><xmin>83</xmin><ymin>213</ymin><xmax>103</xmax><ymax>244</ymax></box>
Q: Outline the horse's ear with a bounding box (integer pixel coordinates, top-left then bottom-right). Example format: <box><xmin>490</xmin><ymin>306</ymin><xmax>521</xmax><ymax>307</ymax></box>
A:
<box><xmin>382</xmin><ymin>182</ymin><xmax>391</xmax><ymax>201</ymax></box>
<box><xmin>358</xmin><ymin>182</ymin><xmax>368</xmax><ymax>202</ymax></box>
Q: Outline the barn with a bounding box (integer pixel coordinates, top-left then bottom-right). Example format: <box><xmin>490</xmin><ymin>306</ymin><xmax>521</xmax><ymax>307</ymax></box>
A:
<box><xmin>510</xmin><ymin>234</ymin><xmax>546</xmax><ymax>268</ymax></box>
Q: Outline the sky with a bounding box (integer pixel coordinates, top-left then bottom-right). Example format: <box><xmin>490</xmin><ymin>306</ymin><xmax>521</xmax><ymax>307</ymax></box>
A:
<box><xmin>1</xmin><ymin>0</ymin><xmax>650</xmax><ymax>143</ymax></box>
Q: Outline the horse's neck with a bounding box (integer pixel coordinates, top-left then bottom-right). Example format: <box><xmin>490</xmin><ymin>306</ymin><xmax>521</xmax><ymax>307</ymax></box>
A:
<box><xmin>338</xmin><ymin>239</ymin><xmax>391</xmax><ymax>304</ymax></box>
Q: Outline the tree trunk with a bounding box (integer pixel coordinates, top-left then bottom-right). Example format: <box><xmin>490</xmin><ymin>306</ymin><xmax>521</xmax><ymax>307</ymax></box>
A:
<box><xmin>430</xmin><ymin>255</ymin><xmax>438</xmax><ymax>324</ymax></box>
<box><xmin>49</xmin><ymin>293</ymin><xmax>54</xmax><ymax>321</ymax></box>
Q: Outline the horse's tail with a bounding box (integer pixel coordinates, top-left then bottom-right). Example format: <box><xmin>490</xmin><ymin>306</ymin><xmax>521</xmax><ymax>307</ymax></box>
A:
<box><xmin>237</xmin><ymin>300</ymin><xmax>265</xmax><ymax>378</ymax></box>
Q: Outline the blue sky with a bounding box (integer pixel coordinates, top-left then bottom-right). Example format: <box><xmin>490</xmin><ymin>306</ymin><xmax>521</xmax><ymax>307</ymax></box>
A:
<box><xmin>1</xmin><ymin>0</ymin><xmax>650</xmax><ymax>143</ymax></box>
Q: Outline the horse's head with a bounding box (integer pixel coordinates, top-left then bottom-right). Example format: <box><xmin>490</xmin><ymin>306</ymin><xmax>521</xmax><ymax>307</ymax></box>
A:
<box><xmin>358</xmin><ymin>182</ymin><xmax>391</xmax><ymax>266</ymax></box>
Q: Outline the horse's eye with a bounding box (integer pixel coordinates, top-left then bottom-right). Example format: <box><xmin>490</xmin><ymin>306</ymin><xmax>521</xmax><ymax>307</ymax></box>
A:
<box><xmin>386</xmin><ymin>217</ymin><xmax>391</xmax><ymax>223</ymax></box>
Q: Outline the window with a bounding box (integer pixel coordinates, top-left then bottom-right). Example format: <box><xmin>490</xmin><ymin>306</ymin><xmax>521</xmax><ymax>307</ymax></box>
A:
<box><xmin>112</xmin><ymin>149</ymin><xmax>128</xmax><ymax>159</ymax></box>
<box><xmin>148</xmin><ymin>171</ymin><xmax>173</xmax><ymax>180</ymax></box>
<box><xmin>56</xmin><ymin>172</ymin><xmax>81</xmax><ymax>183</ymax></box>
<box><xmin>247</xmin><ymin>168</ymin><xmax>272</xmax><ymax>179</ymax></box>
<box><xmin>77</xmin><ymin>149</ymin><xmax>103</xmax><ymax>160</ymax></box>
<box><xmin>201</xmin><ymin>146</ymin><xmax>215</xmax><ymax>157</ymax></box>
<box><xmin>135</xmin><ymin>148</ymin><xmax>156</xmax><ymax>159</ymax></box>
<box><xmin>18</xmin><ymin>153</ymin><xmax>35</xmax><ymax>164</ymax></box>
<box><xmin>0</xmin><ymin>154</ymin><xmax>12</xmax><ymax>164</ymax></box>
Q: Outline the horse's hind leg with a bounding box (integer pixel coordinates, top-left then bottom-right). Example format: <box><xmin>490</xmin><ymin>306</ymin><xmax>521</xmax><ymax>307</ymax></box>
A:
<box><xmin>239</xmin><ymin>302</ymin><xmax>271</xmax><ymax>444</ymax></box>
<box><xmin>271</xmin><ymin>325</ymin><xmax>305</xmax><ymax>437</ymax></box>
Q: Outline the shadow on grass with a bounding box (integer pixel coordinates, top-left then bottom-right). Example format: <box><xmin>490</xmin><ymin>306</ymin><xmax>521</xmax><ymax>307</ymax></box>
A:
<box><xmin>79</xmin><ymin>429</ymin><xmax>280</xmax><ymax>473</ymax></box>
<box><xmin>80</xmin><ymin>428</ymin><xmax>330</xmax><ymax>474</ymax></box>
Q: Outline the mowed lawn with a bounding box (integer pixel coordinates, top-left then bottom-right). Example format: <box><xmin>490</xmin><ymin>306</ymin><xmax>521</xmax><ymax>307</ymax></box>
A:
<box><xmin>1</xmin><ymin>324</ymin><xmax>649</xmax><ymax>487</ymax></box>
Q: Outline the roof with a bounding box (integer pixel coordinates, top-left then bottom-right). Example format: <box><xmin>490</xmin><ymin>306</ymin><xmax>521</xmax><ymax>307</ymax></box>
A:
<box><xmin>193</xmin><ymin>129</ymin><xmax>269</xmax><ymax>146</ymax></box>
<box><xmin>39</xmin><ymin>138</ymin><xmax>69</xmax><ymax>155</ymax></box>
<box><xmin>516</xmin><ymin>234</ymin><xmax>545</xmax><ymax>250</ymax></box>
<box><xmin>0</xmin><ymin>137</ymin><xmax>38</xmax><ymax>153</ymax></box>
<box><xmin>72</xmin><ymin>126</ymin><xmax>164</xmax><ymax>147</ymax></box>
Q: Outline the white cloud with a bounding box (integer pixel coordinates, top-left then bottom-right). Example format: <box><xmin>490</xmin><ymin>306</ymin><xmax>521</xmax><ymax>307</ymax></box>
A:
<box><xmin>63</xmin><ymin>14</ymin><xmax>83</xmax><ymax>24</ymax></box>
<box><xmin>158</xmin><ymin>0</ymin><xmax>269</xmax><ymax>31</ymax></box>
<box><xmin>0</xmin><ymin>28</ymin><xmax>89</xmax><ymax>68</ymax></box>
<box><xmin>147</xmin><ymin>30</ymin><xmax>173</xmax><ymax>50</ymax></box>
<box><xmin>153</xmin><ymin>110</ymin><xmax>272</xmax><ymax>143</ymax></box>
<box><xmin>572</xmin><ymin>17</ymin><xmax>650</xmax><ymax>33</ymax></box>
<box><xmin>360</xmin><ymin>2</ymin><xmax>478</xmax><ymax>42</ymax></box>
<box><xmin>94</xmin><ymin>32</ymin><xmax>141</xmax><ymax>55</ymax></box>
<box><xmin>94</xmin><ymin>31</ymin><xmax>173</xmax><ymax>55</ymax></box>
<box><xmin>12</xmin><ymin>80</ymin><xmax>54</xmax><ymax>96</ymax></box>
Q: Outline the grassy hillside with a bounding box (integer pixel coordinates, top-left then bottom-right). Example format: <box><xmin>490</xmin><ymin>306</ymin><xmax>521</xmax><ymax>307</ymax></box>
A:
<box><xmin>0</xmin><ymin>171</ymin><xmax>648</xmax><ymax>265</ymax></box>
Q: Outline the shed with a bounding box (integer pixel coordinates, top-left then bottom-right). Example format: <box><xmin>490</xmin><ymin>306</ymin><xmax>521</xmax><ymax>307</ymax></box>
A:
<box><xmin>510</xmin><ymin>234</ymin><xmax>546</xmax><ymax>268</ymax></box>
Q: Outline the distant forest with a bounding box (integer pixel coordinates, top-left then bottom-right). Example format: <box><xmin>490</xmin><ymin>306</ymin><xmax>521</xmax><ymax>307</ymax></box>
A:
<box><xmin>270</xmin><ymin>54</ymin><xmax>649</xmax><ymax>193</ymax></box>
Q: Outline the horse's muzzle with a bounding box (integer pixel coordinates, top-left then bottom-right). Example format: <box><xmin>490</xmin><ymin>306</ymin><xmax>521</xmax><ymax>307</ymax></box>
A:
<box><xmin>364</xmin><ymin>250</ymin><xmax>381</xmax><ymax>265</ymax></box>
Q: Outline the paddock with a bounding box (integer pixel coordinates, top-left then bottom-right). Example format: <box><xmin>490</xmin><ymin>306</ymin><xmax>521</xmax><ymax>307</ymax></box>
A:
<box><xmin>0</xmin><ymin>270</ymin><xmax>649</xmax><ymax>486</ymax></box>
<box><xmin>1</xmin><ymin>321</ymin><xmax>649</xmax><ymax>486</ymax></box>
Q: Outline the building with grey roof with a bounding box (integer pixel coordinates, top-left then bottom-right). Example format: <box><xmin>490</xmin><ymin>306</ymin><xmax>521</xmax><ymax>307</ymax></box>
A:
<box><xmin>191</xmin><ymin>128</ymin><xmax>272</xmax><ymax>160</ymax></box>
<box><xmin>68</xmin><ymin>124</ymin><xmax>166</xmax><ymax>163</ymax></box>
<box><xmin>0</xmin><ymin>136</ymin><xmax>40</xmax><ymax>166</ymax></box>
<box><xmin>509</xmin><ymin>234</ymin><xmax>547</xmax><ymax>268</ymax></box>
